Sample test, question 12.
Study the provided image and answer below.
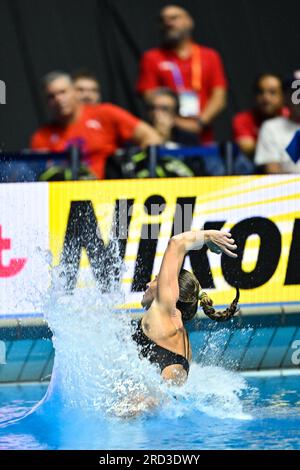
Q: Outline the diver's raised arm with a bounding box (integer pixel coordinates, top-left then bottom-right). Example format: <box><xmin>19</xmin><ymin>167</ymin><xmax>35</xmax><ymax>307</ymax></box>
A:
<box><xmin>156</xmin><ymin>230</ymin><xmax>237</xmax><ymax>314</ymax></box>
<box><xmin>172</xmin><ymin>229</ymin><xmax>238</xmax><ymax>258</ymax></box>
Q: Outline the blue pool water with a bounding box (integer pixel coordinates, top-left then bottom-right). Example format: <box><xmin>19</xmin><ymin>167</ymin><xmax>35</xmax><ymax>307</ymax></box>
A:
<box><xmin>0</xmin><ymin>374</ymin><xmax>299</xmax><ymax>450</ymax></box>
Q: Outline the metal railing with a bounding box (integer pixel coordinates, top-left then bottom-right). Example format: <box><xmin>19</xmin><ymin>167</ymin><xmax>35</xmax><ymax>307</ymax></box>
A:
<box><xmin>0</xmin><ymin>145</ymin><xmax>81</xmax><ymax>181</ymax></box>
<box><xmin>147</xmin><ymin>142</ymin><xmax>236</xmax><ymax>177</ymax></box>
<box><xmin>0</xmin><ymin>142</ymin><xmax>238</xmax><ymax>182</ymax></box>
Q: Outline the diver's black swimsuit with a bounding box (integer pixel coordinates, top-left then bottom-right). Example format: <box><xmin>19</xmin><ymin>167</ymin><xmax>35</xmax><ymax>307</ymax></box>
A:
<box><xmin>132</xmin><ymin>319</ymin><xmax>190</xmax><ymax>375</ymax></box>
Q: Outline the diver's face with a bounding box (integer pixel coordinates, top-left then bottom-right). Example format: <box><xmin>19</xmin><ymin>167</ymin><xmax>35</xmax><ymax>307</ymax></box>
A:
<box><xmin>141</xmin><ymin>276</ymin><xmax>158</xmax><ymax>309</ymax></box>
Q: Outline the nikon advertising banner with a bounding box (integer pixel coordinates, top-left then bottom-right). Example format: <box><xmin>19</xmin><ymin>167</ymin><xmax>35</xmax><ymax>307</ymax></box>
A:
<box><xmin>0</xmin><ymin>175</ymin><xmax>299</xmax><ymax>316</ymax></box>
<box><xmin>49</xmin><ymin>175</ymin><xmax>300</xmax><ymax>312</ymax></box>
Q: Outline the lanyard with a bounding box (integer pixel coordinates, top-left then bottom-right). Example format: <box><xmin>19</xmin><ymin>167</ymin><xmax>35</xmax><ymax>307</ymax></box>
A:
<box><xmin>191</xmin><ymin>44</ymin><xmax>202</xmax><ymax>92</ymax></box>
<box><xmin>170</xmin><ymin>63</ymin><xmax>185</xmax><ymax>91</ymax></box>
<box><xmin>170</xmin><ymin>44</ymin><xmax>202</xmax><ymax>92</ymax></box>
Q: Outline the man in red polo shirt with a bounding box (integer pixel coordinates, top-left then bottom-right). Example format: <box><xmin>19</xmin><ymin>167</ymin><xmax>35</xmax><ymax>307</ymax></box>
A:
<box><xmin>31</xmin><ymin>71</ymin><xmax>161</xmax><ymax>179</ymax></box>
<box><xmin>233</xmin><ymin>73</ymin><xmax>288</xmax><ymax>158</ymax></box>
<box><xmin>136</xmin><ymin>5</ymin><xmax>228</xmax><ymax>144</ymax></box>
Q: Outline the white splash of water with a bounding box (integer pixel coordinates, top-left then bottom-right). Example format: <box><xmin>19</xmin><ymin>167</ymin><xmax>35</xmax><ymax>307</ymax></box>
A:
<box><xmin>42</xmin><ymin>243</ymin><xmax>167</xmax><ymax>419</ymax></box>
<box><xmin>173</xmin><ymin>364</ymin><xmax>251</xmax><ymax>420</ymax></box>
<box><xmin>40</xmin><ymin>243</ymin><xmax>252</xmax><ymax>421</ymax></box>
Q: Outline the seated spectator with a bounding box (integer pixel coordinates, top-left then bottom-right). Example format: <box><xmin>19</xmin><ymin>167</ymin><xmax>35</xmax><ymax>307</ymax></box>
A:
<box><xmin>106</xmin><ymin>87</ymin><xmax>197</xmax><ymax>179</ymax></box>
<box><xmin>30</xmin><ymin>71</ymin><xmax>161</xmax><ymax>179</ymax></box>
<box><xmin>136</xmin><ymin>4</ymin><xmax>227</xmax><ymax>145</ymax></box>
<box><xmin>72</xmin><ymin>69</ymin><xmax>101</xmax><ymax>104</ymax></box>
<box><xmin>147</xmin><ymin>87</ymin><xmax>198</xmax><ymax>146</ymax></box>
<box><xmin>111</xmin><ymin>88</ymin><xmax>222</xmax><ymax>178</ymax></box>
<box><xmin>146</xmin><ymin>87</ymin><xmax>209</xmax><ymax>176</ymax></box>
<box><xmin>233</xmin><ymin>73</ymin><xmax>287</xmax><ymax>158</ymax></box>
<box><xmin>254</xmin><ymin>71</ymin><xmax>300</xmax><ymax>173</ymax></box>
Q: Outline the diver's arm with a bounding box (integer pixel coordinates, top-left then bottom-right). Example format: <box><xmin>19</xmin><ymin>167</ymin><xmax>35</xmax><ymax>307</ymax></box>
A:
<box><xmin>155</xmin><ymin>238</ymin><xmax>184</xmax><ymax>313</ymax></box>
<box><xmin>156</xmin><ymin>230</ymin><xmax>237</xmax><ymax>314</ymax></box>
<box><xmin>172</xmin><ymin>230</ymin><xmax>238</xmax><ymax>257</ymax></box>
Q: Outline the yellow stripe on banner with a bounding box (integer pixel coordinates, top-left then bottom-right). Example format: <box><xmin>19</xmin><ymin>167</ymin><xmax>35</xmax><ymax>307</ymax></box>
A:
<box><xmin>272</xmin><ymin>211</ymin><xmax>300</xmax><ymax>223</ymax></box>
<box><xmin>197</xmin><ymin>193</ymin><xmax>300</xmax><ymax>215</ymax></box>
<box><xmin>195</xmin><ymin>175</ymin><xmax>300</xmax><ymax>205</ymax></box>
<box><xmin>194</xmin><ymin>175</ymin><xmax>263</xmax><ymax>203</ymax></box>
<box><xmin>122</xmin><ymin>278</ymin><xmax>134</xmax><ymax>284</ymax></box>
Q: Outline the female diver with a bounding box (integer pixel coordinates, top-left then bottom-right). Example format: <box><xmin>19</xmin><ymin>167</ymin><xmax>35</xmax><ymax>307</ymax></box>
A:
<box><xmin>132</xmin><ymin>229</ymin><xmax>240</xmax><ymax>386</ymax></box>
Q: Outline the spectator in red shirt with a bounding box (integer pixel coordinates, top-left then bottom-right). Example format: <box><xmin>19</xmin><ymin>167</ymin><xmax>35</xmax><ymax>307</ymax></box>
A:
<box><xmin>136</xmin><ymin>5</ymin><xmax>228</xmax><ymax>144</ymax></box>
<box><xmin>233</xmin><ymin>73</ymin><xmax>287</xmax><ymax>158</ymax></box>
<box><xmin>31</xmin><ymin>71</ymin><xmax>161</xmax><ymax>179</ymax></box>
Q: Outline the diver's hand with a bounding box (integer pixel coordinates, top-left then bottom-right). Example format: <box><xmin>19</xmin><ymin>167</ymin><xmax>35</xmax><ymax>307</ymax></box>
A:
<box><xmin>205</xmin><ymin>230</ymin><xmax>238</xmax><ymax>258</ymax></box>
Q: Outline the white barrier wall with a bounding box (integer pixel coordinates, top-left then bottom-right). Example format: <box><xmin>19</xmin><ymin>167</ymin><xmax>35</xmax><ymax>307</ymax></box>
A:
<box><xmin>0</xmin><ymin>183</ymin><xmax>48</xmax><ymax>316</ymax></box>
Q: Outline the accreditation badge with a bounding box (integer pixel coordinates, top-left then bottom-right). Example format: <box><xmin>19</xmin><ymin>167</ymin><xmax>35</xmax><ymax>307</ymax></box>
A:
<box><xmin>179</xmin><ymin>91</ymin><xmax>200</xmax><ymax>117</ymax></box>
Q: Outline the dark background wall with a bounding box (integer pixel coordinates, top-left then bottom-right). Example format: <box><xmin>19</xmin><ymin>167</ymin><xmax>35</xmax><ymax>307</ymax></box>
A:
<box><xmin>0</xmin><ymin>0</ymin><xmax>299</xmax><ymax>150</ymax></box>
